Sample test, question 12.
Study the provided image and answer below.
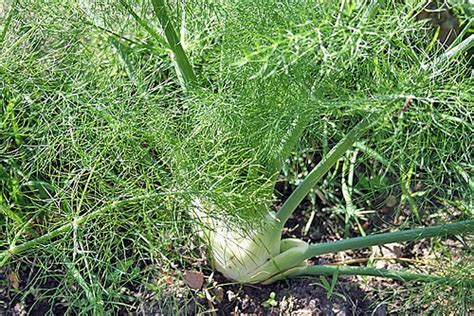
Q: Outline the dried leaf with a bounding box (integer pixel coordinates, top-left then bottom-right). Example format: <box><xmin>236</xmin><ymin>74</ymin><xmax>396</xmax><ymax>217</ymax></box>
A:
<box><xmin>183</xmin><ymin>270</ymin><xmax>204</xmax><ymax>290</ymax></box>
<box><xmin>8</xmin><ymin>271</ymin><xmax>19</xmax><ymax>290</ymax></box>
<box><xmin>163</xmin><ymin>275</ymin><xmax>173</xmax><ymax>286</ymax></box>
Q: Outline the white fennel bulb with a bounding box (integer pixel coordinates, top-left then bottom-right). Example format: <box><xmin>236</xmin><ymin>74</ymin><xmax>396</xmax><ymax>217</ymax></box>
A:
<box><xmin>191</xmin><ymin>199</ymin><xmax>282</xmax><ymax>283</ymax></box>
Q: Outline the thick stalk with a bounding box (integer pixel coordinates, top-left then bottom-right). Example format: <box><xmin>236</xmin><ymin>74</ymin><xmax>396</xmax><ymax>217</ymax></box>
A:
<box><xmin>304</xmin><ymin>220</ymin><xmax>474</xmax><ymax>258</ymax></box>
<box><xmin>276</xmin><ymin>114</ymin><xmax>374</xmax><ymax>229</ymax></box>
<box><xmin>438</xmin><ymin>34</ymin><xmax>474</xmax><ymax>63</ymax></box>
<box><xmin>264</xmin><ymin>265</ymin><xmax>474</xmax><ymax>288</ymax></box>
<box><xmin>151</xmin><ymin>0</ymin><xmax>196</xmax><ymax>85</ymax></box>
<box><xmin>249</xmin><ymin>220</ymin><xmax>473</xmax><ymax>283</ymax></box>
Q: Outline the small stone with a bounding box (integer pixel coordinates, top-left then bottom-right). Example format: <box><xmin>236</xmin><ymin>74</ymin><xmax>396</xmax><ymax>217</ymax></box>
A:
<box><xmin>385</xmin><ymin>195</ymin><xmax>398</xmax><ymax>208</ymax></box>
<box><xmin>227</xmin><ymin>290</ymin><xmax>237</xmax><ymax>301</ymax></box>
<box><xmin>291</xmin><ymin>309</ymin><xmax>314</xmax><ymax>316</ymax></box>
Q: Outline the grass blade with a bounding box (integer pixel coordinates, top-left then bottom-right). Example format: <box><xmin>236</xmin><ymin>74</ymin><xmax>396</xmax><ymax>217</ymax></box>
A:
<box><xmin>109</xmin><ymin>36</ymin><xmax>140</xmax><ymax>87</ymax></box>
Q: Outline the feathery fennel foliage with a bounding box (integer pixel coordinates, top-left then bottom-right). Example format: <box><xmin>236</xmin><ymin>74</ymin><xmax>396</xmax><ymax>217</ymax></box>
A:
<box><xmin>1</xmin><ymin>0</ymin><xmax>473</xmax><ymax>313</ymax></box>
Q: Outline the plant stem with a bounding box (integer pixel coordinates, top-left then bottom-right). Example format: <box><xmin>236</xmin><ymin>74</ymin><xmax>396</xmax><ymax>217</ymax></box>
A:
<box><xmin>264</xmin><ymin>265</ymin><xmax>474</xmax><ymax>287</ymax></box>
<box><xmin>251</xmin><ymin>220</ymin><xmax>473</xmax><ymax>284</ymax></box>
<box><xmin>120</xmin><ymin>0</ymin><xmax>168</xmax><ymax>48</ymax></box>
<box><xmin>0</xmin><ymin>209</ymin><xmax>105</xmax><ymax>268</ymax></box>
<box><xmin>0</xmin><ymin>194</ymin><xmax>161</xmax><ymax>268</ymax></box>
<box><xmin>304</xmin><ymin>220</ymin><xmax>474</xmax><ymax>258</ymax></box>
<box><xmin>276</xmin><ymin>114</ymin><xmax>374</xmax><ymax>229</ymax></box>
<box><xmin>0</xmin><ymin>0</ymin><xmax>16</xmax><ymax>49</ymax></box>
<box><xmin>439</xmin><ymin>34</ymin><xmax>474</xmax><ymax>63</ymax></box>
<box><xmin>151</xmin><ymin>0</ymin><xmax>196</xmax><ymax>85</ymax></box>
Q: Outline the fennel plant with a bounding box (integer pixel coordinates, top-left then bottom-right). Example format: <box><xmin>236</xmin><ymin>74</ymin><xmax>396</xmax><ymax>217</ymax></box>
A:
<box><xmin>1</xmin><ymin>0</ymin><xmax>473</xmax><ymax>313</ymax></box>
<box><xmin>144</xmin><ymin>0</ymin><xmax>474</xmax><ymax>286</ymax></box>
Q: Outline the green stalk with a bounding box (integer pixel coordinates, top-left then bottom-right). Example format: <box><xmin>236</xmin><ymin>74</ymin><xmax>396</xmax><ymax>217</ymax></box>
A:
<box><xmin>0</xmin><ymin>194</ymin><xmax>162</xmax><ymax>268</ymax></box>
<box><xmin>0</xmin><ymin>207</ymin><xmax>105</xmax><ymax>268</ymax></box>
<box><xmin>0</xmin><ymin>0</ymin><xmax>16</xmax><ymax>49</ymax></box>
<box><xmin>304</xmin><ymin>220</ymin><xmax>474</xmax><ymax>258</ymax></box>
<box><xmin>120</xmin><ymin>0</ymin><xmax>168</xmax><ymax>48</ymax></box>
<box><xmin>264</xmin><ymin>265</ymin><xmax>474</xmax><ymax>287</ymax></box>
<box><xmin>151</xmin><ymin>0</ymin><xmax>196</xmax><ymax>85</ymax></box>
<box><xmin>438</xmin><ymin>34</ymin><xmax>474</xmax><ymax>63</ymax></box>
<box><xmin>276</xmin><ymin>114</ymin><xmax>374</xmax><ymax>229</ymax></box>
<box><xmin>1</xmin><ymin>25</ymin><xmax>36</xmax><ymax>57</ymax></box>
<box><xmin>249</xmin><ymin>220</ymin><xmax>473</xmax><ymax>283</ymax></box>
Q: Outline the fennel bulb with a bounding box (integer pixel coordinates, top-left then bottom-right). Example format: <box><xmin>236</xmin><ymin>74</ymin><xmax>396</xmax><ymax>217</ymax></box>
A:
<box><xmin>191</xmin><ymin>199</ymin><xmax>283</xmax><ymax>283</ymax></box>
